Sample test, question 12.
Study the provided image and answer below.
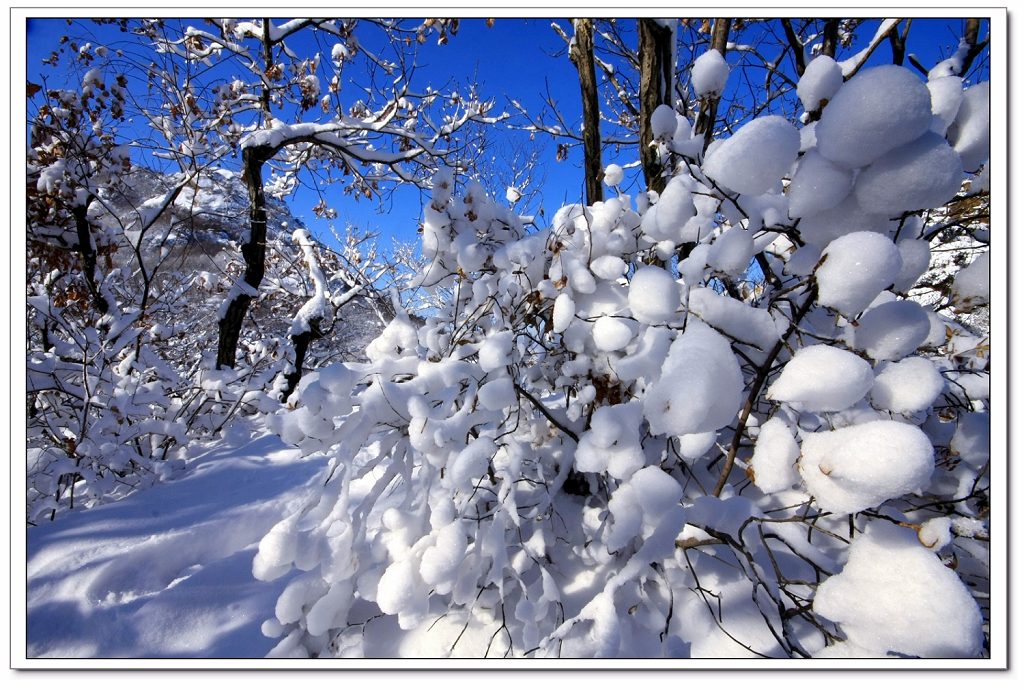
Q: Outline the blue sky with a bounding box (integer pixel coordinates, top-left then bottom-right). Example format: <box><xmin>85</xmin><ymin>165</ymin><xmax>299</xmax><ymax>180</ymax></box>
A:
<box><xmin>25</xmin><ymin>16</ymin><xmax>989</xmax><ymax>253</ymax></box>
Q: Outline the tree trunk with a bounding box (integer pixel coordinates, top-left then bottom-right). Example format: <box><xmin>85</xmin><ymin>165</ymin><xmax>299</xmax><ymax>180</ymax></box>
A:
<box><xmin>694</xmin><ymin>18</ymin><xmax>731</xmax><ymax>153</ymax></box>
<box><xmin>638</xmin><ymin>19</ymin><xmax>675</xmax><ymax>194</ymax></box>
<box><xmin>569</xmin><ymin>18</ymin><xmax>603</xmax><ymax>205</ymax></box>
<box><xmin>216</xmin><ymin>144</ymin><xmax>272</xmax><ymax>369</ymax></box>
<box><xmin>72</xmin><ymin>200</ymin><xmax>109</xmax><ymax>314</ymax></box>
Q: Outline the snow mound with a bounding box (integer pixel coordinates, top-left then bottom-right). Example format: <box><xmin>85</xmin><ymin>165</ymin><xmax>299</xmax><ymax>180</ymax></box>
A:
<box><xmin>854</xmin><ymin>132</ymin><xmax>964</xmax><ymax>216</ymax></box>
<box><xmin>951</xmin><ymin>251</ymin><xmax>989</xmax><ymax>308</ymax></box>
<box><xmin>870</xmin><ymin>357</ymin><xmax>945</xmax><ymax>413</ymax></box>
<box><xmin>813</xmin><ymin>521</ymin><xmax>983</xmax><ymax>657</ymax></box>
<box><xmin>702</xmin><ymin>116</ymin><xmax>800</xmax><ymax>195</ymax></box>
<box><xmin>748</xmin><ymin>417</ymin><xmax>800</xmax><ymax>494</ymax></box>
<box><xmin>947</xmin><ymin>82</ymin><xmax>989</xmax><ymax>171</ymax></box>
<box><xmin>628</xmin><ymin>265</ymin><xmax>680</xmax><ymax>324</ymax></box>
<box><xmin>691</xmin><ymin>49</ymin><xmax>730</xmax><ymax>97</ymax></box>
<box><xmin>592</xmin><ymin>315</ymin><xmax>636</xmax><ymax>352</ymax></box>
<box><xmin>797</xmin><ymin>55</ymin><xmax>843</xmax><ymax>112</ymax></box>
<box><xmin>798</xmin><ymin>420</ymin><xmax>934</xmax><ymax>514</ymax></box>
<box><xmin>603</xmin><ymin>163</ymin><xmax>624</xmax><ymax>187</ymax></box>
<box><xmin>766</xmin><ymin>344</ymin><xmax>873</xmax><ymax>412</ymax></box>
<box><xmin>651</xmin><ymin>104</ymin><xmax>678</xmax><ymax>141</ymax></box>
<box><xmin>707</xmin><ymin>227</ymin><xmax>754</xmax><ymax>276</ymax></box>
<box><xmin>575</xmin><ymin>401</ymin><xmax>645</xmax><ymax>480</ymax></box>
<box><xmin>853</xmin><ymin>299</ymin><xmax>931</xmax><ymax>361</ymax></box>
<box><xmin>816</xmin><ymin>65</ymin><xmax>934</xmax><ymax>169</ymax></box>
<box><xmin>893</xmin><ymin>238</ymin><xmax>932</xmax><ymax>293</ymax></box>
<box><xmin>927</xmin><ymin>75</ymin><xmax>964</xmax><ymax>136</ymax></box>
<box><xmin>644</xmin><ymin>322</ymin><xmax>743</xmax><ymax>436</ymax></box>
<box><xmin>816</xmin><ymin>232</ymin><xmax>903</xmax><ymax>316</ymax></box>
<box><xmin>787</xmin><ymin>149</ymin><xmax>854</xmax><ymax>219</ymax></box>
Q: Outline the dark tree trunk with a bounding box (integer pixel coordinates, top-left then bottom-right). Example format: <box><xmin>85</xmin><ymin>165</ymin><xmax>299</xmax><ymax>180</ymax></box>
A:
<box><xmin>821</xmin><ymin>19</ymin><xmax>840</xmax><ymax>58</ymax></box>
<box><xmin>694</xmin><ymin>18</ymin><xmax>731</xmax><ymax>153</ymax></box>
<box><xmin>216</xmin><ymin>144</ymin><xmax>273</xmax><ymax>369</ymax></box>
<box><xmin>638</xmin><ymin>19</ymin><xmax>675</xmax><ymax>194</ymax></box>
<box><xmin>569</xmin><ymin>18</ymin><xmax>603</xmax><ymax>205</ymax></box>
<box><xmin>72</xmin><ymin>200</ymin><xmax>109</xmax><ymax>314</ymax></box>
<box><xmin>281</xmin><ymin>318</ymin><xmax>322</xmax><ymax>401</ymax></box>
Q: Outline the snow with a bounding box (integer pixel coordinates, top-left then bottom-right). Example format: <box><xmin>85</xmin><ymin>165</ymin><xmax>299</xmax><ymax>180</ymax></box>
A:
<box><xmin>603</xmin><ymin>163</ymin><xmax>624</xmax><ymax>187</ymax></box>
<box><xmin>748</xmin><ymin>417</ymin><xmax>800</xmax><ymax>493</ymax></box>
<box><xmin>853</xmin><ymin>132</ymin><xmax>964</xmax><ymax>216</ymax></box>
<box><xmin>853</xmin><ymin>299</ymin><xmax>931</xmax><ymax>361</ymax></box>
<box><xmin>628</xmin><ymin>265</ymin><xmax>680</xmax><ymax>324</ymax></box>
<box><xmin>590</xmin><ymin>255</ymin><xmax>627</xmax><ymax>280</ymax></box>
<box><xmin>870</xmin><ymin>357</ymin><xmax>945</xmax><ymax>413</ymax></box>
<box><xmin>552</xmin><ymin>292</ymin><xmax>575</xmax><ymax>333</ymax></box>
<box><xmin>927</xmin><ymin>75</ymin><xmax>964</xmax><ymax>135</ymax></box>
<box><xmin>798</xmin><ymin>420</ymin><xmax>935</xmax><ymax>514</ymax></box>
<box><xmin>816</xmin><ymin>231</ymin><xmax>903</xmax><ymax>316</ymax></box>
<box><xmin>815</xmin><ymin>65</ymin><xmax>934</xmax><ymax>169</ymax></box>
<box><xmin>787</xmin><ymin>149</ymin><xmax>854</xmax><ymax>219</ymax></box>
<box><xmin>477</xmin><ymin>376</ymin><xmax>516</xmax><ymax>411</ymax></box>
<box><xmin>707</xmin><ymin>226</ymin><xmax>754</xmax><ymax>276</ymax></box>
<box><xmin>643</xmin><ymin>322</ymin><xmax>743</xmax><ymax>436</ymax></box>
<box><xmin>950</xmin><ymin>411</ymin><xmax>990</xmax><ymax>468</ymax></box>
<box><xmin>651</xmin><ymin>104</ymin><xmax>678</xmax><ymax>141</ymax></box>
<box><xmin>947</xmin><ymin>81</ymin><xmax>990</xmax><ymax>171</ymax></box>
<box><xmin>813</xmin><ymin>521</ymin><xmax>983</xmax><ymax>657</ymax></box>
<box><xmin>951</xmin><ymin>251</ymin><xmax>989</xmax><ymax>307</ymax></box>
<box><xmin>691</xmin><ymin>49</ymin><xmax>730</xmax><ymax>97</ymax></box>
<box><xmin>893</xmin><ymin>238</ymin><xmax>932</xmax><ymax>293</ymax></box>
<box><xmin>687</xmin><ymin>286</ymin><xmax>779</xmax><ymax>352</ymax></box>
<box><xmin>702</xmin><ymin>116</ymin><xmax>800</xmax><ymax>195</ymax></box>
<box><xmin>27</xmin><ymin>433</ymin><xmax>329</xmax><ymax>657</ymax></box>
<box><xmin>478</xmin><ymin>330</ymin><xmax>515</xmax><ymax>372</ymax></box>
<box><xmin>766</xmin><ymin>344</ymin><xmax>874</xmax><ymax>412</ymax></box>
<box><xmin>592</xmin><ymin>315</ymin><xmax>635</xmax><ymax>351</ymax></box>
<box><xmin>797</xmin><ymin>55</ymin><xmax>843</xmax><ymax>112</ymax></box>
<box><xmin>575</xmin><ymin>402</ymin><xmax>645</xmax><ymax>480</ymax></box>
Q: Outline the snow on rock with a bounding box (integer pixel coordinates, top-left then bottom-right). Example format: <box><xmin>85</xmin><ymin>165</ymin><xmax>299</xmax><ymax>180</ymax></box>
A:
<box><xmin>853</xmin><ymin>299</ymin><xmax>931</xmax><ymax>361</ymax></box>
<box><xmin>748</xmin><ymin>417</ymin><xmax>800</xmax><ymax>494</ymax></box>
<box><xmin>893</xmin><ymin>238</ymin><xmax>932</xmax><ymax>293</ymax></box>
<box><xmin>798</xmin><ymin>420</ymin><xmax>935</xmax><ymax>515</ymax></box>
<box><xmin>951</xmin><ymin>251</ymin><xmax>989</xmax><ymax>308</ymax></box>
<box><xmin>691</xmin><ymin>49</ymin><xmax>730</xmax><ymax>97</ymax></box>
<box><xmin>854</xmin><ymin>132</ymin><xmax>964</xmax><ymax>216</ymax></box>
<box><xmin>947</xmin><ymin>82</ymin><xmax>990</xmax><ymax>171</ymax></box>
<box><xmin>928</xmin><ymin>75</ymin><xmax>964</xmax><ymax>136</ymax></box>
<box><xmin>816</xmin><ymin>65</ymin><xmax>934</xmax><ymax>169</ymax></box>
<box><xmin>592</xmin><ymin>315</ymin><xmax>636</xmax><ymax>352</ymax></box>
<box><xmin>797</xmin><ymin>55</ymin><xmax>843</xmax><ymax>112</ymax></box>
<box><xmin>787</xmin><ymin>150</ymin><xmax>854</xmax><ymax>219</ymax></box>
<box><xmin>870</xmin><ymin>357</ymin><xmax>945</xmax><ymax>414</ymax></box>
<box><xmin>651</xmin><ymin>104</ymin><xmax>679</xmax><ymax>141</ymax></box>
<box><xmin>643</xmin><ymin>321</ymin><xmax>743</xmax><ymax>436</ymax></box>
<box><xmin>816</xmin><ymin>231</ymin><xmax>903</xmax><ymax>316</ymax></box>
<box><xmin>707</xmin><ymin>227</ymin><xmax>754</xmax><ymax>276</ymax></box>
<box><xmin>603</xmin><ymin>163</ymin><xmax>624</xmax><ymax>187</ymax></box>
<box><xmin>813</xmin><ymin>521</ymin><xmax>983</xmax><ymax>657</ymax></box>
<box><xmin>702</xmin><ymin>116</ymin><xmax>800</xmax><ymax>195</ymax></box>
<box><xmin>575</xmin><ymin>401</ymin><xmax>646</xmax><ymax>480</ymax></box>
<box><xmin>766</xmin><ymin>344</ymin><xmax>874</xmax><ymax>412</ymax></box>
<box><xmin>628</xmin><ymin>265</ymin><xmax>680</xmax><ymax>324</ymax></box>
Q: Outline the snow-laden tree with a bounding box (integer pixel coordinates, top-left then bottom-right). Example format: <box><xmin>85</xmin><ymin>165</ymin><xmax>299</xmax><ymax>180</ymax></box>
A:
<box><xmin>250</xmin><ymin>32</ymin><xmax>992</xmax><ymax>658</ymax></box>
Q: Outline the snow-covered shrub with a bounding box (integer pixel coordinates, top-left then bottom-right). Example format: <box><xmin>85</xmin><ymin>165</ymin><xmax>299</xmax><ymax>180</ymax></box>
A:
<box><xmin>253</xmin><ymin>60</ymin><xmax>990</xmax><ymax>659</ymax></box>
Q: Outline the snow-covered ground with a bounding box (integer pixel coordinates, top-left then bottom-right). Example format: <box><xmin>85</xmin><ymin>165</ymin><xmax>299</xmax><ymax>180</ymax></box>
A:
<box><xmin>26</xmin><ymin>429</ymin><xmax>328</xmax><ymax>658</ymax></box>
